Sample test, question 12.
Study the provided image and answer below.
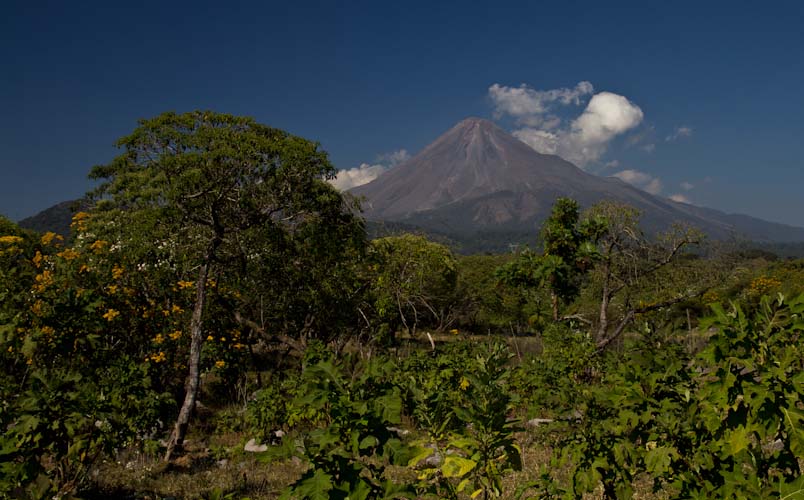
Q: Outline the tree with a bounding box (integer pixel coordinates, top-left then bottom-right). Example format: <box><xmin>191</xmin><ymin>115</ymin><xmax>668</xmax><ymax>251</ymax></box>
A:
<box><xmin>498</xmin><ymin>198</ymin><xmax>603</xmax><ymax>321</ymax></box>
<box><xmin>367</xmin><ymin>234</ymin><xmax>458</xmax><ymax>342</ymax></box>
<box><xmin>88</xmin><ymin>111</ymin><xmax>362</xmax><ymax>460</ymax></box>
<box><xmin>583</xmin><ymin>201</ymin><xmax>706</xmax><ymax>351</ymax></box>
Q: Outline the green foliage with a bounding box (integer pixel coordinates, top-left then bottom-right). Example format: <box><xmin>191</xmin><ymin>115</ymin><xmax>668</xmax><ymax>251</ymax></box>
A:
<box><xmin>498</xmin><ymin>197</ymin><xmax>603</xmax><ymax>320</ymax></box>
<box><xmin>551</xmin><ymin>294</ymin><xmax>804</xmax><ymax>499</ymax></box>
<box><xmin>276</xmin><ymin>354</ymin><xmax>414</xmax><ymax>499</ymax></box>
<box><xmin>367</xmin><ymin>234</ymin><xmax>458</xmax><ymax>340</ymax></box>
<box><xmin>0</xmin><ymin>362</ymin><xmax>170</xmax><ymax>498</ymax></box>
<box><xmin>408</xmin><ymin>342</ymin><xmax>522</xmax><ymax>499</ymax></box>
<box><xmin>455</xmin><ymin>253</ymin><xmax>540</xmax><ymax>333</ymax></box>
<box><xmin>509</xmin><ymin>323</ymin><xmax>599</xmax><ymax>418</ymax></box>
<box><xmin>677</xmin><ymin>294</ymin><xmax>804</xmax><ymax>498</ymax></box>
<box><xmin>396</xmin><ymin>342</ymin><xmax>483</xmax><ymax>437</ymax></box>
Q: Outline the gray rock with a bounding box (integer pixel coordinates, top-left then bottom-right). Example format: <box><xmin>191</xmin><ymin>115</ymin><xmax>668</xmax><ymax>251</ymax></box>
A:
<box><xmin>387</xmin><ymin>426</ymin><xmax>411</xmax><ymax>437</ymax></box>
<box><xmin>244</xmin><ymin>438</ymin><xmax>268</xmax><ymax>453</ymax></box>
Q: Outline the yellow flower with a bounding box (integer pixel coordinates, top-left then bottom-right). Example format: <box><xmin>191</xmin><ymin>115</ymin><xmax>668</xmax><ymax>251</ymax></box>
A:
<box><xmin>153</xmin><ymin>333</ymin><xmax>164</xmax><ymax>344</ymax></box>
<box><xmin>215</xmin><ymin>360</ymin><xmax>225</xmax><ymax>369</ymax></box>
<box><xmin>459</xmin><ymin>376</ymin><xmax>470</xmax><ymax>391</ymax></box>
<box><xmin>177</xmin><ymin>280</ymin><xmax>195</xmax><ymax>289</ymax></box>
<box><xmin>103</xmin><ymin>309</ymin><xmax>120</xmax><ymax>321</ymax></box>
<box><xmin>106</xmin><ymin>285</ymin><xmax>118</xmax><ymax>295</ymax></box>
<box><xmin>40</xmin><ymin>232</ymin><xmax>63</xmax><ymax>246</ymax></box>
<box><xmin>41</xmin><ymin>326</ymin><xmax>55</xmax><ymax>335</ymax></box>
<box><xmin>31</xmin><ymin>300</ymin><xmax>45</xmax><ymax>316</ymax></box>
<box><xmin>111</xmin><ymin>264</ymin><xmax>124</xmax><ymax>279</ymax></box>
<box><xmin>171</xmin><ymin>304</ymin><xmax>184</xmax><ymax>314</ymax></box>
<box><xmin>33</xmin><ymin>270</ymin><xmax>54</xmax><ymax>292</ymax></box>
<box><xmin>71</xmin><ymin>213</ymin><xmax>90</xmax><ymax>232</ymax></box>
<box><xmin>206</xmin><ymin>335</ymin><xmax>214</xmax><ymax>341</ymax></box>
<box><xmin>90</xmin><ymin>239</ymin><xmax>107</xmax><ymax>251</ymax></box>
<box><xmin>169</xmin><ymin>330</ymin><xmax>182</xmax><ymax>340</ymax></box>
<box><xmin>0</xmin><ymin>235</ymin><xmax>23</xmax><ymax>245</ymax></box>
<box><xmin>79</xmin><ymin>264</ymin><xmax>89</xmax><ymax>273</ymax></box>
<box><xmin>233</xmin><ymin>343</ymin><xmax>244</xmax><ymax>350</ymax></box>
<box><xmin>26</xmin><ymin>358</ymin><xmax>33</xmax><ymax>365</ymax></box>
<box><xmin>449</xmin><ymin>328</ymin><xmax>459</xmax><ymax>335</ymax></box>
<box><xmin>32</xmin><ymin>251</ymin><xmax>44</xmax><ymax>268</ymax></box>
<box><xmin>149</xmin><ymin>351</ymin><xmax>166</xmax><ymax>363</ymax></box>
<box><xmin>56</xmin><ymin>248</ymin><xmax>80</xmax><ymax>260</ymax></box>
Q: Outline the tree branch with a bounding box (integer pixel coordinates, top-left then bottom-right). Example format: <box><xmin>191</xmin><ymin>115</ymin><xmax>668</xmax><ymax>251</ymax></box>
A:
<box><xmin>233</xmin><ymin>311</ymin><xmax>304</xmax><ymax>354</ymax></box>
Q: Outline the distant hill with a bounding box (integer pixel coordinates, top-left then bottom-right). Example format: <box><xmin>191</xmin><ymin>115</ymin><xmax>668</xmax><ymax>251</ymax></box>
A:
<box><xmin>351</xmin><ymin>118</ymin><xmax>804</xmax><ymax>246</ymax></box>
<box><xmin>18</xmin><ymin>200</ymin><xmax>85</xmax><ymax>237</ymax></box>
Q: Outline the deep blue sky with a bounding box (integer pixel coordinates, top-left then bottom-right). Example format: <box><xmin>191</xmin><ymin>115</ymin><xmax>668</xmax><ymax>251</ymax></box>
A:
<box><xmin>2</xmin><ymin>1</ymin><xmax>803</xmax><ymax>226</ymax></box>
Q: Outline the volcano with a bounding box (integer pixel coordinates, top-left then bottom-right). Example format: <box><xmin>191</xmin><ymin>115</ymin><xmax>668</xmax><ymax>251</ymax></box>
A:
<box><xmin>350</xmin><ymin>118</ymin><xmax>804</xmax><ymax>247</ymax></box>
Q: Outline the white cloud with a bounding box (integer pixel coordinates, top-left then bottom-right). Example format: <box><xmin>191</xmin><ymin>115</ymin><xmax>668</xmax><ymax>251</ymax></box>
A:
<box><xmin>669</xmin><ymin>193</ymin><xmax>691</xmax><ymax>204</ymax></box>
<box><xmin>603</xmin><ymin>159</ymin><xmax>620</xmax><ymax>169</ymax></box>
<box><xmin>641</xmin><ymin>143</ymin><xmax>656</xmax><ymax>153</ymax></box>
<box><xmin>512</xmin><ymin>129</ymin><xmax>559</xmax><ymax>155</ymax></box>
<box><xmin>680</xmin><ymin>181</ymin><xmax>694</xmax><ymax>191</ymax></box>
<box><xmin>666</xmin><ymin>125</ymin><xmax>693</xmax><ymax>142</ymax></box>
<box><xmin>329</xmin><ymin>149</ymin><xmax>410</xmax><ymax>191</ymax></box>
<box><xmin>489</xmin><ymin>81</ymin><xmax>593</xmax><ymax>120</ymax></box>
<box><xmin>377</xmin><ymin>149</ymin><xmax>410</xmax><ymax>165</ymax></box>
<box><xmin>329</xmin><ymin>163</ymin><xmax>388</xmax><ymax>191</ymax></box>
<box><xmin>513</xmin><ymin>92</ymin><xmax>644</xmax><ymax>167</ymax></box>
<box><xmin>612</xmin><ymin>169</ymin><xmax>663</xmax><ymax>195</ymax></box>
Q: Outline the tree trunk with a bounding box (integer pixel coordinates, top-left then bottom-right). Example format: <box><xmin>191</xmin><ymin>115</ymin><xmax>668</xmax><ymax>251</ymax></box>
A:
<box><xmin>597</xmin><ymin>261</ymin><xmax>610</xmax><ymax>343</ymax></box>
<box><xmin>164</xmin><ymin>260</ymin><xmax>210</xmax><ymax>462</ymax></box>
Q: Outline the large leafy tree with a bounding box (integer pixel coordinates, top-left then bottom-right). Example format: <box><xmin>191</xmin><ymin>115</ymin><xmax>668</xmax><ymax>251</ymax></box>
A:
<box><xmin>88</xmin><ymin>111</ymin><xmax>363</xmax><ymax>460</ymax></box>
<box><xmin>367</xmin><ymin>234</ymin><xmax>458</xmax><ymax>341</ymax></box>
<box><xmin>498</xmin><ymin>198</ymin><xmax>603</xmax><ymax>321</ymax></box>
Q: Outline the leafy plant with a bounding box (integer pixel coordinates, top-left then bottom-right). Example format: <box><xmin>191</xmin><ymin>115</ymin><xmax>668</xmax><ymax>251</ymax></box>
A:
<box><xmin>411</xmin><ymin>342</ymin><xmax>522</xmax><ymax>499</ymax></box>
<box><xmin>274</xmin><ymin>354</ymin><xmax>414</xmax><ymax>499</ymax></box>
<box><xmin>550</xmin><ymin>294</ymin><xmax>804</xmax><ymax>499</ymax></box>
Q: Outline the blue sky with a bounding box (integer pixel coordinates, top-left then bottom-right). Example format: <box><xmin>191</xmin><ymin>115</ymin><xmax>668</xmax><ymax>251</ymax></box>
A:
<box><xmin>2</xmin><ymin>0</ymin><xmax>803</xmax><ymax>226</ymax></box>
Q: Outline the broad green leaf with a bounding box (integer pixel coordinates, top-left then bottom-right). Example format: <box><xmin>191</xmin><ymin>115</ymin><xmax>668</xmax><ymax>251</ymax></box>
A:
<box><xmin>442</xmin><ymin>456</ymin><xmax>477</xmax><ymax>478</ymax></box>
<box><xmin>287</xmin><ymin>469</ymin><xmax>333</xmax><ymax>500</ymax></box>
<box><xmin>727</xmin><ymin>426</ymin><xmax>751</xmax><ymax>455</ymax></box>
<box><xmin>645</xmin><ymin>446</ymin><xmax>677</xmax><ymax>475</ymax></box>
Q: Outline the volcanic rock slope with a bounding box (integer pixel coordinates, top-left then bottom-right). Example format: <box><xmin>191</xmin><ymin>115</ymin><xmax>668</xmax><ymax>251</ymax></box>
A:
<box><xmin>351</xmin><ymin>118</ymin><xmax>804</xmax><ymax>243</ymax></box>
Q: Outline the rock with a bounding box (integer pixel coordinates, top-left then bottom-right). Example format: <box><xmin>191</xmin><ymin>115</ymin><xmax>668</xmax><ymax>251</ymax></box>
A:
<box><xmin>274</xmin><ymin>430</ymin><xmax>286</xmax><ymax>439</ymax></box>
<box><xmin>418</xmin><ymin>444</ymin><xmax>443</xmax><ymax>467</ymax></box>
<box><xmin>762</xmin><ymin>438</ymin><xmax>784</xmax><ymax>453</ymax></box>
<box><xmin>423</xmin><ymin>450</ymin><xmax>443</xmax><ymax>467</ymax></box>
<box><xmin>526</xmin><ymin>418</ymin><xmax>554</xmax><ymax>427</ymax></box>
<box><xmin>244</xmin><ymin>438</ymin><xmax>268</xmax><ymax>453</ymax></box>
<box><xmin>217</xmin><ymin>459</ymin><xmax>229</xmax><ymax>468</ymax></box>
